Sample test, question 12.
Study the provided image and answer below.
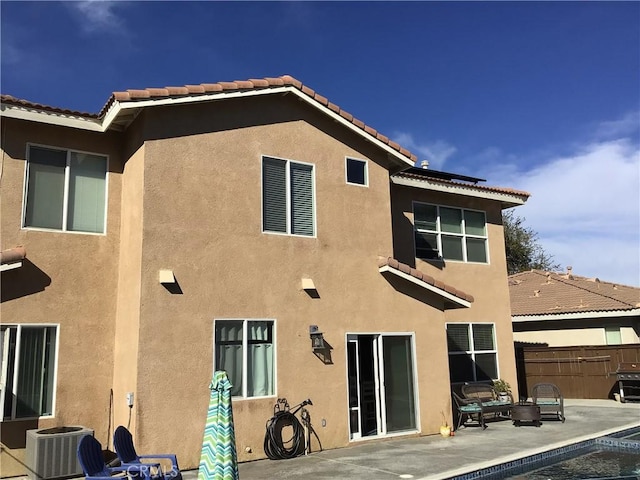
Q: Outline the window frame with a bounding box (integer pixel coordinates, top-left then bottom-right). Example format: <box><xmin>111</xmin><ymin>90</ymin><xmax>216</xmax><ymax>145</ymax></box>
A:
<box><xmin>446</xmin><ymin>322</ymin><xmax>499</xmax><ymax>384</ymax></box>
<box><xmin>22</xmin><ymin>143</ymin><xmax>109</xmax><ymax>235</ymax></box>
<box><xmin>605</xmin><ymin>326</ymin><xmax>622</xmax><ymax>345</ymax></box>
<box><xmin>213</xmin><ymin>319</ymin><xmax>277</xmax><ymax>400</ymax></box>
<box><xmin>345</xmin><ymin>157</ymin><xmax>369</xmax><ymax>187</ymax></box>
<box><xmin>1</xmin><ymin>324</ymin><xmax>60</xmax><ymax>422</ymax></box>
<box><xmin>412</xmin><ymin>202</ymin><xmax>489</xmax><ymax>264</ymax></box>
<box><xmin>261</xmin><ymin>155</ymin><xmax>316</xmax><ymax>237</ymax></box>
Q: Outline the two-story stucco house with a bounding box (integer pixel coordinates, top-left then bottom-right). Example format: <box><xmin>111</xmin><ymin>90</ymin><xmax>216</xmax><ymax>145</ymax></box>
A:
<box><xmin>1</xmin><ymin>76</ymin><xmax>529</xmax><ymax>469</ymax></box>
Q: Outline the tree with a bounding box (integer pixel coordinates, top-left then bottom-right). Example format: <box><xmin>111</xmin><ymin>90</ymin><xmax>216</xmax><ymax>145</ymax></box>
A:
<box><xmin>503</xmin><ymin>210</ymin><xmax>560</xmax><ymax>275</ymax></box>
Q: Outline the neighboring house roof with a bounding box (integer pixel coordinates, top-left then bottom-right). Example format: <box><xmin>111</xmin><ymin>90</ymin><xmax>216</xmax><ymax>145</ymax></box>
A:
<box><xmin>1</xmin><ymin>246</ymin><xmax>26</xmax><ymax>272</ymax></box>
<box><xmin>0</xmin><ymin>75</ymin><xmax>416</xmax><ymax>168</ymax></box>
<box><xmin>378</xmin><ymin>256</ymin><xmax>474</xmax><ymax>308</ymax></box>
<box><xmin>391</xmin><ymin>169</ymin><xmax>530</xmax><ymax>208</ymax></box>
<box><xmin>509</xmin><ymin>269</ymin><xmax>640</xmax><ymax>320</ymax></box>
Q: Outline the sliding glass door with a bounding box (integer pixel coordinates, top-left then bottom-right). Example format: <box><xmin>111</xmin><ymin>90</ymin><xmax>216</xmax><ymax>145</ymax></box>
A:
<box><xmin>347</xmin><ymin>334</ymin><xmax>417</xmax><ymax>440</ymax></box>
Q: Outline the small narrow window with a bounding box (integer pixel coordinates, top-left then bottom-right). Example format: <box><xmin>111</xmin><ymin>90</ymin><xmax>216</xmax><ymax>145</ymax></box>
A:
<box><xmin>346</xmin><ymin>158</ymin><xmax>367</xmax><ymax>186</ymax></box>
<box><xmin>605</xmin><ymin>327</ymin><xmax>622</xmax><ymax>345</ymax></box>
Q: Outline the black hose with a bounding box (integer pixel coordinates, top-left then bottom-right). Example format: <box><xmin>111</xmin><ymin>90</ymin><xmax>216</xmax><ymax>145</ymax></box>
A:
<box><xmin>263</xmin><ymin>411</ymin><xmax>306</xmax><ymax>460</ymax></box>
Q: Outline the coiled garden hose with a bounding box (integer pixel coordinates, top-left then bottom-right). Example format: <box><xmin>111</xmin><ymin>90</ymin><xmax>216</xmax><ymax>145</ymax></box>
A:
<box><xmin>263</xmin><ymin>410</ymin><xmax>306</xmax><ymax>460</ymax></box>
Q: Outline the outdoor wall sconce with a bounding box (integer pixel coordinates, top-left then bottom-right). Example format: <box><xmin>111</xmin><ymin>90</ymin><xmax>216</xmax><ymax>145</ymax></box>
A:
<box><xmin>309</xmin><ymin>325</ymin><xmax>325</xmax><ymax>351</ymax></box>
<box><xmin>159</xmin><ymin>269</ymin><xmax>176</xmax><ymax>284</ymax></box>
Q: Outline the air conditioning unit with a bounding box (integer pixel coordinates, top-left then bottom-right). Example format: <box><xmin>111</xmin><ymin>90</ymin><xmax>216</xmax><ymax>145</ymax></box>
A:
<box><xmin>26</xmin><ymin>426</ymin><xmax>94</xmax><ymax>480</ymax></box>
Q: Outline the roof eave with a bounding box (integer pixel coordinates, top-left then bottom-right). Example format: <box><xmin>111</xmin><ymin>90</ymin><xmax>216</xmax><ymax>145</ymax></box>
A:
<box><xmin>391</xmin><ymin>175</ymin><xmax>529</xmax><ymax>208</ymax></box>
<box><xmin>0</xmin><ymin>103</ymin><xmax>103</xmax><ymax>131</ymax></box>
<box><xmin>378</xmin><ymin>265</ymin><xmax>471</xmax><ymax>308</ymax></box>
<box><xmin>2</xmin><ymin>85</ymin><xmax>415</xmax><ymax>168</ymax></box>
<box><xmin>512</xmin><ymin>308</ymin><xmax>640</xmax><ymax>322</ymax></box>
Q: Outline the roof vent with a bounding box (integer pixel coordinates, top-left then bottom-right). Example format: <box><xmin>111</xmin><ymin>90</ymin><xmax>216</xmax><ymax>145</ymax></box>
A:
<box><xmin>420</xmin><ymin>159</ymin><xmax>429</xmax><ymax>169</ymax></box>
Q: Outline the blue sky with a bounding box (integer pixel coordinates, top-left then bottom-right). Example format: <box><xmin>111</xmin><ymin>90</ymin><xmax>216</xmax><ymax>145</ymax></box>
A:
<box><xmin>2</xmin><ymin>1</ymin><xmax>639</xmax><ymax>286</ymax></box>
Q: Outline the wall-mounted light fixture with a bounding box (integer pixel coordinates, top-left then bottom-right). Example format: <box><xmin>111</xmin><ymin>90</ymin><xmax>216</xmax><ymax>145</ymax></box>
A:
<box><xmin>159</xmin><ymin>269</ymin><xmax>176</xmax><ymax>284</ymax></box>
<box><xmin>309</xmin><ymin>325</ymin><xmax>325</xmax><ymax>351</ymax></box>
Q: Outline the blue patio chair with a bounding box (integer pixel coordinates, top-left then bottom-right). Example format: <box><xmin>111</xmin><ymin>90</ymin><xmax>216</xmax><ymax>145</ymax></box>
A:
<box><xmin>77</xmin><ymin>434</ymin><xmax>159</xmax><ymax>480</ymax></box>
<box><xmin>113</xmin><ymin>426</ymin><xmax>182</xmax><ymax>480</ymax></box>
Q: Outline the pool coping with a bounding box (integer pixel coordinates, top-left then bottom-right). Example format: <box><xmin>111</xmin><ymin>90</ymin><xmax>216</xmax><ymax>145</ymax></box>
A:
<box><xmin>418</xmin><ymin>421</ymin><xmax>640</xmax><ymax>480</ymax></box>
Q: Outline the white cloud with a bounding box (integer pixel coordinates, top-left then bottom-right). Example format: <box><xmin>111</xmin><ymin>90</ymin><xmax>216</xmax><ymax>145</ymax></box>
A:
<box><xmin>482</xmin><ymin>134</ymin><xmax>640</xmax><ymax>287</ymax></box>
<box><xmin>68</xmin><ymin>1</ymin><xmax>127</xmax><ymax>34</ymax></box>
<box><xmin>595</xmin><ymin>111</ymin><xmax>640</xmax><ymax>140</ymax></box>
<box><xmin>392</xmin><ymin>132</ymin><xmax>457</xmax><ymax>170</ymax></box>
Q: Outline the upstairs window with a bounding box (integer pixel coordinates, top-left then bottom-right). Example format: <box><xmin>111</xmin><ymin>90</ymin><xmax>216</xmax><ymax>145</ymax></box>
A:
<box><xmin>414</xmin><ymin>203</ymin><xmax>487</xmax><ymax>263</ymax></box>
<box><xmin>24</xmin><ymin>146</ymin><xmax>107</xmax><ymax>234</ymax></box>
<box><xmin>262</xmin><ymin>156</ymin><xmax>315</xmax><ymax>236</ymax></box>
<box><xmin>345</xmin><ymin>157</ymin><xmax>368</xmax><ymax>186</ymax></box>
<box><xmin>447</xmin><ymin>323</ymin><xmax>497</xmax><ymax>383</ymax></box>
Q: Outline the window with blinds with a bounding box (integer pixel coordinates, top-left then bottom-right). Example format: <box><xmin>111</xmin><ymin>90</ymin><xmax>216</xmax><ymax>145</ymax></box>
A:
<box><xmin>413</xmin><ymin>203</ymin><xmax>487</xmax><ymax>263</ymax></box>
<box><xmin>262</xmin><ymin>156</ymin><xmax>315</xmax><ymax>236</ymax></box>
<box><xmin>24</xmin><ymin>146</ymin><xmax>107</xmax><ymax>234</ymax></box>
<box><xmin>446</xmin><ymin>323</ymin><xmax>498</xmax><ymax>383</ymax></box>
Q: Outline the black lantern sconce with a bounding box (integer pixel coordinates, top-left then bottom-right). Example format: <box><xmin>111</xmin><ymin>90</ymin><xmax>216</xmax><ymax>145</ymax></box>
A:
<box><xmin>309</xmin><ymin>325</ymin><xmax>326</xmax><ymax>351</ymax></box>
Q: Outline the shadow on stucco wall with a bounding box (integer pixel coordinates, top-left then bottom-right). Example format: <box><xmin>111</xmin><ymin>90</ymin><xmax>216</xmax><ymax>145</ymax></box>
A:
<box><xmin>1</xmin><ymin>259</ymin><xmax>51</xmax><ymax>303</ymax></box>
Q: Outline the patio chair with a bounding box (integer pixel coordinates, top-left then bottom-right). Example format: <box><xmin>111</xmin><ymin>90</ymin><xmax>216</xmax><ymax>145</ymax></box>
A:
<box><xmin>77</xmin><ymin>434</ymin><xmax>158</xmax><ymax>480</ymax></box>
<box><xmin>452</xmin><ymin>391</ymin><xmax>487</xmax><ymax>430</ymax></box>
<box><xmin>113</xmin><ymin>426</ymin><xmax>182</xmax><ymax>480</ymax></box>
<box><xmin>532</xmin><ymin>383</ymin><xmax>565</xmax><ymax>422</ymax></box>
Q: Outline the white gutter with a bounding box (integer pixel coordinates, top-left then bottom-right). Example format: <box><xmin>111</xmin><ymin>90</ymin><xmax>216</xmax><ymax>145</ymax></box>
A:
<box><xmin>1</xmin><ymin>86</ymin><xmax>416</xmax><ymax>168</ymax></box>
<box><xmin>512</xmin><ymin>308</ymin><xmax>640</xmax><ymax>322</ymax></box>
<box><xmin>378</xmin><ymin>265</ymin><xmax>471</xmax><ymax>308</ymax></box>
<box><xmin>391</xmin><ymin>175</ymin><xmax>528</xmax><ymax>207</ymax></box>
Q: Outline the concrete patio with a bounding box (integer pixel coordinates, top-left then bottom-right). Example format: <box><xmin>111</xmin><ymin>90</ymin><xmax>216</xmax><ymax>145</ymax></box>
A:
<box><xmin>4</xmin><ymin>400</ymin><xmax>638</xmax><ymax>480</ymax></box>
<box><xmin>198</xmin><ymin>399</ymin><xmax>640</xmax><ymax>480</ymax></box>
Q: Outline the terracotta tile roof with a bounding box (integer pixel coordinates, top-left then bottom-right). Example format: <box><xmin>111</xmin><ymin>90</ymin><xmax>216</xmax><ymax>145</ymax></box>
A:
<box><xmin>1</xmin><ymin>75</ymin><xmax>417</xmax><ymax>163</ymax></box>
<box><xmin>378</xmin><ymin>256</ymin><xmax>474</xmax><ymax>304</ymax></box>
<box><xmin>509</xmin><ymin>269</ymin><xmax>640</xmax><ymax>316</ymax></box>
<box><xmin>0</xmin><ymin>246</ymin><xmax>26</xmax><ymax>265</ymax></box>
<box><xmin>395</xmin><ymin>170</ymin><xmax>531</xmax><ymax>198</ymax></box>
<box><xmin>0</xmin><ymin>95</ymin><xmax>98</xmax><ymax>118</ymax></box>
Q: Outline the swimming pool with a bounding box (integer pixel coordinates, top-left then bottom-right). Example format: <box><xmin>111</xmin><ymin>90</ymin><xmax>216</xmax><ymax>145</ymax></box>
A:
<box><xmin>448</xmin><ymin>426</ymin><xmax>640</xmax><ymax>480</ymax></box>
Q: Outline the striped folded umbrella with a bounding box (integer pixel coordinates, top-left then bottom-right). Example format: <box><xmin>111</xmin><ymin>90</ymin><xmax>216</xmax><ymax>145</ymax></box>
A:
<box><xmin>198</xmin><ymin>371</ymin><xmax>239</xmax><ymax>480</ymax></box>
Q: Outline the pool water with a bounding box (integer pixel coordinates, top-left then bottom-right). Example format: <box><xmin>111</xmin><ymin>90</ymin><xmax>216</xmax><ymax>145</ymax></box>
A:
<box><xmin>505</xmin><ymin>447</ymin><xmax>640</xmax><ymax>479</ymax></box>
<box><xmin>452</xmin><ymin>426</ymin><xmax>640</xmax><ymax>480</ymax></box>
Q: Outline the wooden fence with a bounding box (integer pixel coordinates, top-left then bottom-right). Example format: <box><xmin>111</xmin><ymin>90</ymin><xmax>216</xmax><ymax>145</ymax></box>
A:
<box><xmin>515</xmin><ymin>344</ymin><xmax>640</xmax><ymax>399</ymax></box>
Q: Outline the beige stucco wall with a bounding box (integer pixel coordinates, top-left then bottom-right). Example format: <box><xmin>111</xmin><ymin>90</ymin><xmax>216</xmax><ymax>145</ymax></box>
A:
<box><xmin>1</xmin><ymin>94</ymin><xmax>518</xmax><ymax>468</ymax></box>
<box><xmin>514</xmin><ymin>323</ymin><xmax>640</xmax><ymax>346</ymax></box>
<box><xmin>111</xmin><ymin>137</ymin><xmax>145</xmax><ymax>432</ymax></box>
<box><xmin>391</xmin><ymin>185</ymin><xmax>519</xmax><ymax>397</ymax></box>
<box><xmin>120</xmin><ymin>97</ymin><xmax>460</xmax><ymax>468</ymax></box>
<box><xmin>0</xmin><ymin>118</ymin><xmax>122</xmax><ymax>443</ymax></box>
